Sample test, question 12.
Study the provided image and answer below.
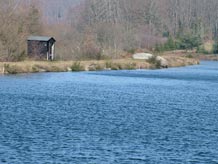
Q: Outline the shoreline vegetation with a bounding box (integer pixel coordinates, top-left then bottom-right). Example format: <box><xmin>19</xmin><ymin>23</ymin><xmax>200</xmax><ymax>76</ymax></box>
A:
<box><xmin>1</xmin><ymin>1</ymin><xmax>218</xmax><ymax>71</ymax></box>
<box><xmin>0</xmin><ymin>54</ymin><xmax>199</xmax><ymax>75</ymax></box>
<box><xmin>1</xmin><ymin>1</ymin><xmax>218</xmax><ymax>75</ymax></box>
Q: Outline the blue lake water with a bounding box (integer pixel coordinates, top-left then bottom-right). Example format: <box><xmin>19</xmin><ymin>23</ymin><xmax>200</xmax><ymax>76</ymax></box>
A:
<box><xmin>0</xmin><ymin>61</ymin><xmax>218</xmax><ymax>164</ymax></box>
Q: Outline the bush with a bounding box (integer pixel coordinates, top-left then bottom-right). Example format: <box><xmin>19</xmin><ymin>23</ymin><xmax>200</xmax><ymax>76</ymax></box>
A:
<box><xmin>155</xmin><ymin>43</ymin><xmax>164</xmax><ymax>53</ymax></box>
<box><xmin>32</xmin><ymin>65</ymin><xmax>40</xmax><ymax>72</ymax></box>
<box><xmin>50</xmin><ymin>66</ymin><xmax>63</xmax><ymax>72</ymax></box>
<box><xmin>196</xmin><ymin>46</ymin><xmax>210</xmax><ymax>54</ymax></box>
<box><xmin>71</xmin><ymin>62</ymin><xmax>84</xmax><ymax>71</ymax></box>
<box><xmin>4</xmin><ymin>64</ymin><xmax>13</xmax><ymax>74</ymax></box>
<box><xmin>95</xmin><ymin>64</ymin><xmax>103</xmax><ymax>70</ymax></box>
<box><xmin>147</xmin><ymin>56</ymin><xmax>157</xmax><ymax>64</ymax></box>
<box><xmin>155</xmin><ymin>36</ymin><xmax>176</xmax><ymax>52</ymax></box>
<box><xmin>112</xmin><ymin>63</ymin><xmax>122</xmax><ymax>70</ymax></box>
<box><xmin>165</xmin><ymin>36</ymin><xmax>176</xmax><ymax>50</ymax></box>
<box><xmin>155</xmin><ymin>60</ymin><xmax>162</xmax><ymax>69</ymax></box>
<box><xmin>163</xmin><ymin>31</ymin><xmax>170</xmax><ymax>37</ymax></box>
<box><xmin>147</xmin><ymin>56</ymin><xmax>162</xmax><ymax>69</ymax></box>
<box><xmin>155</xmin><ymin>34</ymin><xmax>202</xmax><ymax>52</ymax></box>
<box><xmin>105</xmin><ymin>61</ymin><xmax>112</xmax><ymax>69</ymax></box>
<box><xmin>186</xmin><ymin>54</ymin><xmax>194</xmax><ymax>58</ymax></box>
<box><xmin>4</xmin><ymin>64</ymin><xmax>19</xmax><ymax>74</ymax></box>
<box><xmin>177</xmin><ymin>34</ymin><xmax>202</xmax><ymax>50</ymax></box>
<box><xmin>105</xmin><ymin>61</ymin><xmax>122</xmax><ymax>70</ymax></box>
<box><xmin>126</xmin><ymin>48</ymin><xmax>136</xmax><ymax>54</ymax></box>
<box><xmin>213</xmin><ymin>42</ymin><xmax>218</xmax><ymax>54</ymax></box>
<box><xmin>88</xmin><ymin>63</ymin><xmax>103</xmax><ymax>71</ymax></box>
<box><xmin>124</xmin><ymin>63</ymin><xmax>136</xmax><ymax>70</ymax></box>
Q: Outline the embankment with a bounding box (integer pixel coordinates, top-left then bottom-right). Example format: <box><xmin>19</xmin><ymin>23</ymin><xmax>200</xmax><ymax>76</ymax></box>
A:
<box><xmin>0</xmin><ymin>56</ymin><xmax>199</xmax><ymax>75</ymax></box>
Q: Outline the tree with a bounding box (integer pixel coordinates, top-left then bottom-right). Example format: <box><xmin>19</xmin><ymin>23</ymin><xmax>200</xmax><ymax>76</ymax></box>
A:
<box><xmin>178</xmin><ymin>34</ymin><xmax>202</xmax><ymax>50</ymax></box>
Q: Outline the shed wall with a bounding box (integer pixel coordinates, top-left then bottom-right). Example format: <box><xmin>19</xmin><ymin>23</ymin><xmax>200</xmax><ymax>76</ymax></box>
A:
<box><xmin>27</xmin><ymin>37</ymin><xmax>56</xmax><ymax>60</ymax></box>
<box><xmin>28</xmin><ymin>41</ymin><xmax>48</xmax><ymax>59</ymax></box>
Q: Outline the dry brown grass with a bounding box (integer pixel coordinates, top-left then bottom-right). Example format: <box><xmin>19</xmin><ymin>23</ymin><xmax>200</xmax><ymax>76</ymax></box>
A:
<box><xmin>163</xmin><ymin>55</ymin><xmax>199</xmax><ymax>67</ymax></box>
<box><xmin>0</xmin><ymin>57</ymin><xmax>199</xmax><ymax>74</ymax></box>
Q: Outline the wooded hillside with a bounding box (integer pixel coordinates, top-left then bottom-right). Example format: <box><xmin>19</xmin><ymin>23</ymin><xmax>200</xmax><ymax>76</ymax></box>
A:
<box><xmin>1</xmin><ymin>0</ymin><xmax>218</xmax><ymax>61</ymax></box>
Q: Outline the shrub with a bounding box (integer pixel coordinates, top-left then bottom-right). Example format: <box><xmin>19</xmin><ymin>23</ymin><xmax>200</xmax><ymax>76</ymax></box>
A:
<box><xmin>147</xmin><ymin>56</ymin><xmax>162</xmax><ymax>69</ymax></box>
<box><xmin>155</xmin><ymin>60</ymin><xmax>162</xmax><ymax>69</ymax></box>
<box><xmin>95</xmin><ymin>64</ymin><xmax>103</xmax><ymax>70</ymax></box>
<box><xmin>213</xmin><ymin>42</ymin><xmax>218</xmax><ymax>54</ymax></box>
<box><xmin>88</xmin><ymin>63</ymin><xmax>103</xmax><ymax>71</ymax></box>
<box><xmin>111</xmin><ymin>63</ymin><xmax>122</xmax><ymax>70</ymax></box>
<box><xmin>197</xmin><ymin>44</ymin><xmax>213</xmax><ymax>54</ymax></box>
<box><xmin>186</xmin><ymin>54</ymin><xmax>194</xmax><ymax>58</ymax></box>
<box><xmin>126</xmin><ymin>48</ymin><xmax>136</xmax><ymax>54</ymax></box>
<box><xmin>32</xmin><ymin>65</ymin><xmax>40</xmax><ymax>72</ymax></box>
<box><xmin>155</xmin><ymin>36</ymin><xmax>176</xmax><ymax>52</ymax></box>
<box><xmin>50</xmin><ymin>66</ymin><xmax>63</xmax><ymax>72</ymax></box>
<box><xmin>105</xmin><ymin>61</ymin><xmax>112</xmax><ymax>69</ymax></box>
<box><xmin>165</xmin><ymin>36</ymin><xmax>176</xmax><ymax>50</ymax></box>
<box><xmin>105</xmin><ymin>61</ymin><xmax>122</xmax><ymax>70</ymax></box>
<box><xmin>4</xmin><ymin>64</ymin><xmax>18</xmax><ymax>74</ymax></box>
<box><xmin>124</xmin><ymin>63</ymin><xmax>136</xmax><ymax>70</ymax></box>
<box><xmin>177</xmin><ymin>34</ymin><xmax>202</xmax><ymax>50</ymax></box>
<box><xmin>71</xmin><ymin>62</ymin><xmax>84</xmax><ymax>71</ymax></box>
<box><xmin>147</xmin><ymin>56</ymin><xmax>157</xmax><ymax>64</ymax></box>
<box><xmin>155</xmin><ymin>43</ymin><xmax>164</xmax><ymax>53</ymax></box>
<box><xmin>163</xmin><ymin>31</ymin><xmax>170</xmax><ymax>37</ymax></box>
<box><xmin>155</xmin><ymin>34</ymin><xmax>203</xmax><ymax>52</ymax></box>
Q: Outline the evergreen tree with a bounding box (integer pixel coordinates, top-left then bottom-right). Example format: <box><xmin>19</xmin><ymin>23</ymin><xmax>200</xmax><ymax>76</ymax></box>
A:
<box><xmin>166</xmin><ymin>36</ymin><xmax>176</xmax><ymax>50</ymax></box>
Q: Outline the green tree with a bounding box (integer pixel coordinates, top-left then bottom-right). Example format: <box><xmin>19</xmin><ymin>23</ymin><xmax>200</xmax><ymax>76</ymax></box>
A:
<box><xmin>165</xmin><ymin>36</ymin><xmax>176</xmax><ymax>50</ymax></box>
<box><xmin>155</xmin><ymin>43</ymin><xmax>164</xmax><ymax>52</ymax></box>
<box><xmin>177</xmin><ymin>34</ymin><xmax>202</xmax><ymax>50</ymax></box>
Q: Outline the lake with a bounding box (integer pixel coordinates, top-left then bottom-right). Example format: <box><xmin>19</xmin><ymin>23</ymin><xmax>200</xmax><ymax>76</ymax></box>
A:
<box><xmin>0</xmin><ymin>61</ymin><xmax>218</xmax><ymax>164</ymax></box>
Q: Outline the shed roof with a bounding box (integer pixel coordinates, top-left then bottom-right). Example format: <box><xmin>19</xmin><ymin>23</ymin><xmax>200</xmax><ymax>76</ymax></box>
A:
<box><xmin>27</xmin><ymin>36</ymin><xmax>55</xmax><ymax>41</ymax></box>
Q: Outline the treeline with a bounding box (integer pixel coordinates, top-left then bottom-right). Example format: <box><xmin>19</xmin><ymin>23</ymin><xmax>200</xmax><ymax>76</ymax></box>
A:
<box><xmin>1</xmin><ymin>0</ymin><xmax>218</xmax><ymax>61</ymax></box>
<box><xmin>55</xmin><ymin>0</ymin><xmax>218</xmax><ymax>59</ymax></box>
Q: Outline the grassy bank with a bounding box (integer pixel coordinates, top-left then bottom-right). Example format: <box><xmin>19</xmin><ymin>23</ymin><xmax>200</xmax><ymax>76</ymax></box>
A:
<box><xmin>162</xmin><ymin>50</ymin><xmax>218</xmax><ymax>61</ymax></box>
<box><xmin>0</xmin><ymin>56</ymin><xmax>199</xmax><ymax>75</ymax></box>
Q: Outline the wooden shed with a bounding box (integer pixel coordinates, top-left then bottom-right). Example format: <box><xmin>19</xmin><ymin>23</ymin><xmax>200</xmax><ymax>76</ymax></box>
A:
<box><xmin>27</xmin><ymin>36</ymin><xmax>56</xmax><ymax>60</ymax></box>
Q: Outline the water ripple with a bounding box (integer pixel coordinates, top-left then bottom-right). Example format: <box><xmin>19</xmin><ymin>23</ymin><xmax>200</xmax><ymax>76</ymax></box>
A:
<box><xmin>0</xmin><ymin>61</ymin><xmax>218</xmax><ymax>163</ymax></box>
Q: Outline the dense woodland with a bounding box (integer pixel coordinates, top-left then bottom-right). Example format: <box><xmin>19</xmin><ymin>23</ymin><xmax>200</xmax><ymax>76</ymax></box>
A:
<box><xmin>1</xmin><ymin>0</ymin><xmax>218</xmax><ymax>61</ymax></box>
